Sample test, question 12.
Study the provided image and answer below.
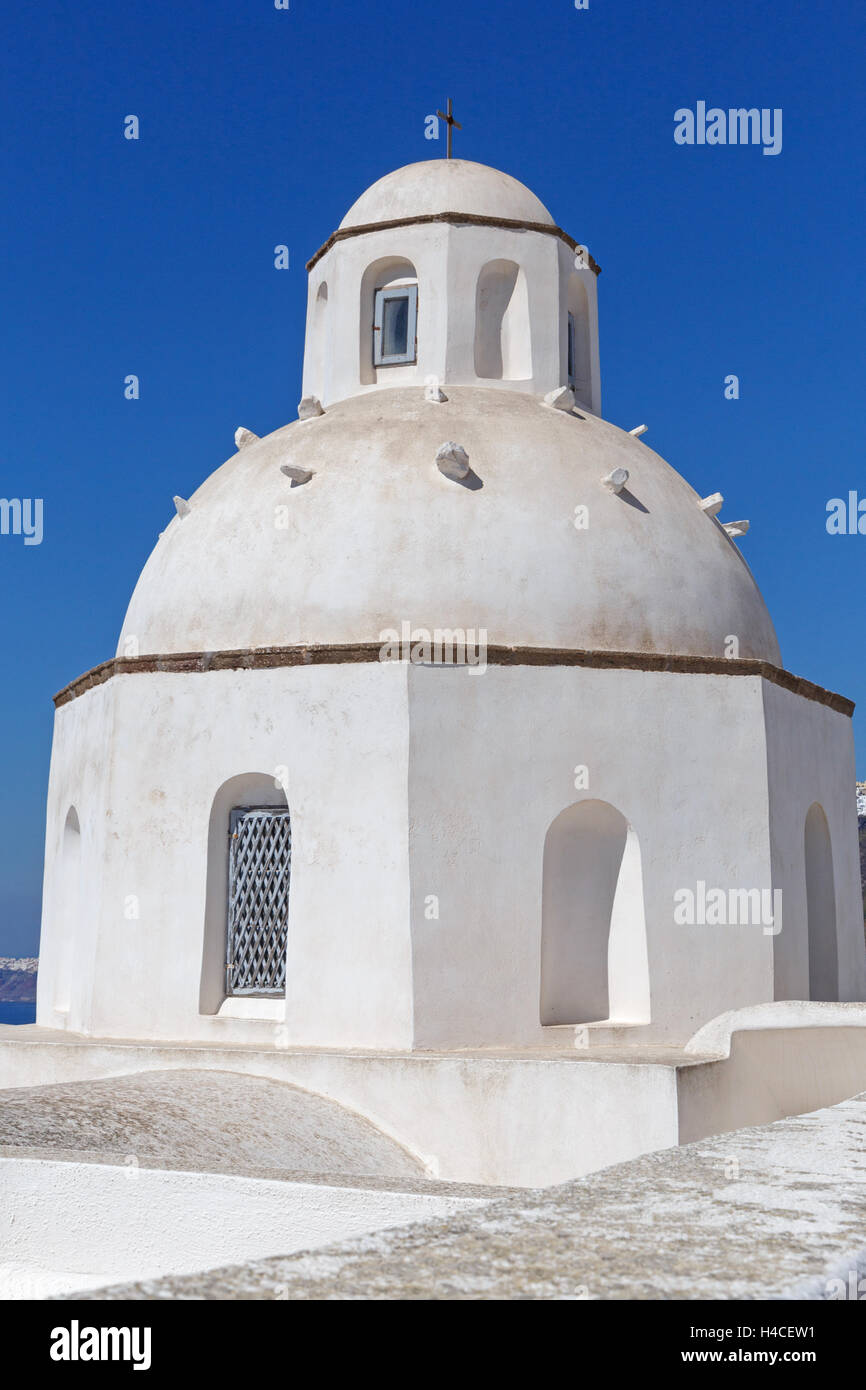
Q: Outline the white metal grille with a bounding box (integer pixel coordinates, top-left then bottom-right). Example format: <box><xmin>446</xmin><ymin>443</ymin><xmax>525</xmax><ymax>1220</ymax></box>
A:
<box><xmin>226</xmin><ymin>807</ymin><xmax>291</xmax><ymax>996</ymax></box>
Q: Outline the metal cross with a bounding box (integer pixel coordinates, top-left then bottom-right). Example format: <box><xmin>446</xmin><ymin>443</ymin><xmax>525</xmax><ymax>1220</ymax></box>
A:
<box><xmin>436</xmin><ymin>98</ymin><xmax>462</xmax><ymax>159</ymax></box>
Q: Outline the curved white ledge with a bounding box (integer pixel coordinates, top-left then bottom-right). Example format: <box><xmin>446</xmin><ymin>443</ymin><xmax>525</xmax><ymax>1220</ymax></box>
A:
<box><xmin>685</xmin><ymin>1001</ymin><xmax>866</xmax><ymax>1058</ymax></box>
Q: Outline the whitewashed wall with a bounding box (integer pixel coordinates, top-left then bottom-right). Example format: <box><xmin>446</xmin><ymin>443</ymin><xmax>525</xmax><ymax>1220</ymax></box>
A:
<box><xmin>38</xmin><ymin>660</ymin><xmax>862</xmax><ymax>1051</ymax></box>
<box><xmin>302</xmin><ymin>221</ymin><xmax>600</xmax><ymax>410</ymax></box>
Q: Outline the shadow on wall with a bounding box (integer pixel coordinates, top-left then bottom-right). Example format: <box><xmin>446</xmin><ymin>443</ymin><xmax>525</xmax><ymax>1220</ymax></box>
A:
<box><xmin>474</xmin><ymin>259</ymin><xmax>532</xmax><ymax>382</ymax></box>
<box><xmin>805</xmin><ymin>802</ymin><xmax>838</xmax><ymax>1002</ymax></box>
<box><xmin>540</xmin><ymin>799</ymin><xmax>650</xmax><ymax>1026</ymax></box>
<box><xmin>53</xmin><ymin>806</ymin><xmax>81</xmax><ymax>1018</ymax></box>
<box><xmin>567</xmin><ymin>271</ymin><xmax>591</xmax><ymax>405</ymax></box>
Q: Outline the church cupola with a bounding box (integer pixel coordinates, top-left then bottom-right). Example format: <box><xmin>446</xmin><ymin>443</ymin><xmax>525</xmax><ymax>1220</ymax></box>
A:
<box><xmin>301</xmin><ymin>158</ymin><xmax>601</xmax><ymax>414</ymax></box>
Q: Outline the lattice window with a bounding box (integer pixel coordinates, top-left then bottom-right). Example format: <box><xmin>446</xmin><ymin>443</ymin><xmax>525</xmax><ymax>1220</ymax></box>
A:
<box><xmin>226</xmin><ymin>807</ymin><xmax>291</xmax><ymax>996</ymax></box>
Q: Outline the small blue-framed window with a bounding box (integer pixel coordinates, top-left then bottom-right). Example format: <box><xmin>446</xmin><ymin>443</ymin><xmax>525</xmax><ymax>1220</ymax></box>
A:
<box><xmin>373</xmin><ymin>284</ymin><xmax>418</xmax><ymax>366</ymax></box>
<box><xmin>567</xmin><ymin>312</ymin><xmax>576</xmax><ymax>388</ymax></box>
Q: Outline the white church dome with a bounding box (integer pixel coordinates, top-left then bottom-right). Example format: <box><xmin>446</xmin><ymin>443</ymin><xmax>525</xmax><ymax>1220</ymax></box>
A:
<box><xmin>118</xmin><ymin>158</ymin><xmax>780</xmax><ymax>663</ymax></box>
<box><xmin>338</xmin><ymin>158</ymin><xmax>557</xmax><ymax>229</ymax></box>
<box><xmin>119</xmin><ymin>385</ymin><xmax>781</xmax><ymax>662</ymax></box>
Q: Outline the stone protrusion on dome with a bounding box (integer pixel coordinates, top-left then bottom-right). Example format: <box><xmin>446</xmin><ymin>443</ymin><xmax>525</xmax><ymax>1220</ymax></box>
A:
<box><xmin>601</xmin><ymin>468</ymin><xmax>629</xmax><ymax>494</ymax></box>
<box><xmin>544</xmin><ymin>387</ymin><xmax>575</xmax><ymax>412</ymax></box>
<box><xmin>280</xmin><ymin>462</ymin><xmax>314</xmax><ymax>485</ymax></box>
<box><xmin>300</xmin><ymin>159</ymin><xmax>601</xmax><ymax>415</ymax></box>
<box><xmin>435</xmin><ymin>441</ymin><xmax>470</xmax><ymax>480</ymax></box>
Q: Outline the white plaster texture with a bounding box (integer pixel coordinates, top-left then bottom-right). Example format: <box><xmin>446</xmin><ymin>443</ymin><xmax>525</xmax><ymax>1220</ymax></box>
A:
<box><xmin>0</xmin><ymin>1159</ymin><xmax>494</xmax><ymax>1300</ymax></box>
<box><xmin>117</xmin><ymin>388</ymin><xmax>780</xmax><ymax>660</ymax></box>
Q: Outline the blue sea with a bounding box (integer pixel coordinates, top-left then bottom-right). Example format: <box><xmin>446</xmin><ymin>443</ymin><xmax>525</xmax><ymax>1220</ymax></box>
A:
<box><xmin>0</xmin><ymin>1001</ymin><xmax>36</xmax><ymax>1024</ymax></box>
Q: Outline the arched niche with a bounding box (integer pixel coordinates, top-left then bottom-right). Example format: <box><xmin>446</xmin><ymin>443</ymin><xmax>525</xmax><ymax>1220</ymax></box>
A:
<box><xmin>199</xmin><ymin>773</ymin><xmax>290</xmax><ymax>1015</ymax></box>
<box><xmin>474</xmin><ymin>259</ymin><xmax>532</xmax><ymax>381</ymax></box>
<box><xmin>359</xmin><ymin>256</ymin><xmax>418</xmax><ymax>386</ymax></box>
<box><xmin>567</xmin><ymin>273</ymin><xmax>591</xmax><ymax>404</ymax></box>
<box><xmin>540</xmin><ymin>799</ymin><xmax>649</xmax><ymax>1026</ymax></box>
<box><xmin>805</xmin><ymin>802</ymin><xmax>839</xmax><ymax>1001</ymax></box>
<box><xmin>306</xmin><ymin>279</ymin><xmax>329</xmax><ymax>396</ymax></box>
<box><xmin>53</xmin><ymin>805</ymin><xmax>82</xmax><ymax>1015</ymax></box>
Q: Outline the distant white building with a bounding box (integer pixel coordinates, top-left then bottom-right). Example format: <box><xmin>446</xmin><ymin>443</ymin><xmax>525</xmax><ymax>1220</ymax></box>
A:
<box><xmin>25</xmin><ymin>159</ymin><xmax>866</xmax><ymax>1186</ymax></box>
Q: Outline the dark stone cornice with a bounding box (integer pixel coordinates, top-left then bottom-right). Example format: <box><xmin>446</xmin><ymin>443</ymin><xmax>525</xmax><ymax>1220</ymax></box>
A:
<box><xmin>53</xmin><ymin>644</ymin><xmax>854</xmax><ymax>717</ymax></box>
<box><xmin>305</xmin><ymin>213</ymin><xmax>601</xmax><ymax>274</ymax></box>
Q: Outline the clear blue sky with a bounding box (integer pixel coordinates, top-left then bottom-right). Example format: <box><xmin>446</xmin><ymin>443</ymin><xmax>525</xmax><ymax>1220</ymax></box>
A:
<box><xmin>1</xmin><ymin>0</ymin><xmax>864</xmax><ymax>956</ymax></box>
